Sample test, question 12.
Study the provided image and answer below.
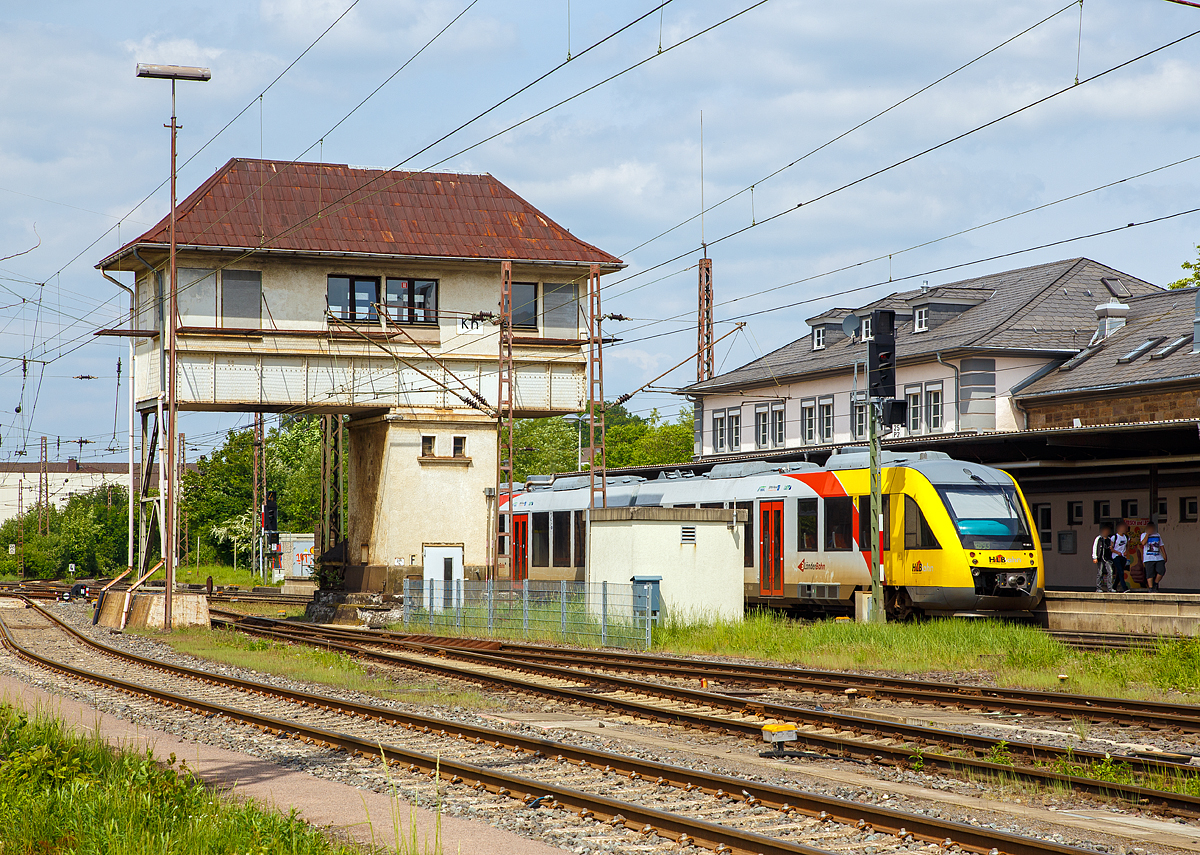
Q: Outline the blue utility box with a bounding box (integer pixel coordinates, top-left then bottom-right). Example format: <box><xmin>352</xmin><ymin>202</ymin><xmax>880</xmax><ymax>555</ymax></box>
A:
<box><xmin>631</xmin><ymin>575</ymin><xmax>663</xmax><ymax>622</ymax></box>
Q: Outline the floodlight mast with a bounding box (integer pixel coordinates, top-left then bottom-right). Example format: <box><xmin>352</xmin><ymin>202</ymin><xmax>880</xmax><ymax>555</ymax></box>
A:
<box><xmin>136</xmin><ymin>62</ymin><xmax>210</xmax><ymax>630</ymax></box>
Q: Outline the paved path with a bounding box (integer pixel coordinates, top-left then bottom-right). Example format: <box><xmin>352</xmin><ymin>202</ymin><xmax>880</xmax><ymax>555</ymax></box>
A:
<box><xmin>0</xmin><ymin>673</ymin><xmax>561</xmax><ymax>855</ymax></box>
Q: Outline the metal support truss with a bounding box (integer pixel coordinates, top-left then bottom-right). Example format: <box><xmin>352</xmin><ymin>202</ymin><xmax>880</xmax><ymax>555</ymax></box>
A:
<box><xmin>137</xmin><ymin>409</ymin><xmax>162</xmax><ymax>579</ymax></box>
<box><xmin>587</xmin><ymin>263</ymin><xmax>607</xmax><ymax>511</ymax></box>
<box><xmin>319</xmin><ymin>413</ymin><xmax>345</xmax><ymax>585</ymax></box>
<box><xmin>495</xmin><ymin>261</ymin><xmax>516</xmax><ymax>581</ymax></box>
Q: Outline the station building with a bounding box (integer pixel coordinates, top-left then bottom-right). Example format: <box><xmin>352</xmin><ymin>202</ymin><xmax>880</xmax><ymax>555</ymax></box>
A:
<box><xmin>98</xmin><ymin>158</ymin><xmax>622</xmax><ymax>588</ymax></box>
<box><xmin>678</xmin><ymin>258</ymin><xmax>1200</xmax><ymax>591</ymax></box>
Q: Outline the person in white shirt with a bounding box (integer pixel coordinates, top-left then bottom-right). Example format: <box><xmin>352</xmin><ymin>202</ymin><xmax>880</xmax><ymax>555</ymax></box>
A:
<box><xmin>1141</xmin><ymin>522</ymin><xmax>1167</xmax><ymax>592</ymax></box>
<box><xmin>1091</xmin><ymin>523</ymin><xmax>1114</xmax><ymax>593</ymax></box>
<box><xmin>1111</xmin><ymin>522</ymin><xmax>1130</xmax><ymax>593</ymax></box>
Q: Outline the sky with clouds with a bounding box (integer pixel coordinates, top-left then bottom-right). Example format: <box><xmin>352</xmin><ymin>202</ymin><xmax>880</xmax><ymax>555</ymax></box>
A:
<box><xmin>1</xmin><ymin>0</ymin><xmax>1198</xmax><ymax>464</ymax></box>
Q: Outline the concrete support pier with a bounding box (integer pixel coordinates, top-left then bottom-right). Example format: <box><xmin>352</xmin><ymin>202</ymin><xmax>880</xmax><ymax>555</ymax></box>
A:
<box><xmin>97</xmin><ymin>592</ymin><xmax>209</xmax><ymax>630</ymax></box>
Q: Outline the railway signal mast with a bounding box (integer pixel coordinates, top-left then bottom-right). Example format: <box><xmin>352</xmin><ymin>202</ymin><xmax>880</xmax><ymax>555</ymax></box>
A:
<box><xmin>866</xmin><ymin>309</ymin><xmax>906</xmax><ymax>624</ymax></box>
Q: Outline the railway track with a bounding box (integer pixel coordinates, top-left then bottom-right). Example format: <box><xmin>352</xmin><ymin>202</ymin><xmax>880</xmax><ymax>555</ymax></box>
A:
<box><xmin>208</xmin><ymin>612</ymin><xmax>1200</xmax><ymax>816</ymax></box>
<box><xmin>0</xmin><ymin>598</ymin><xmax>1098</xmax><ymax>855</ymax></box>
<box><xmin>213</xmin><ymin>612</ymin><xmax>1200</xmax><ymax>732</ymax></box>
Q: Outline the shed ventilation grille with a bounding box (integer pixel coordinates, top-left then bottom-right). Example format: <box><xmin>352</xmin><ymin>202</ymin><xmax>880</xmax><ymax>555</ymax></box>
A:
<box><xmin>681</xmin><ymin>525</ymin><xmax>697</xmax><ymax>544</ymax></box>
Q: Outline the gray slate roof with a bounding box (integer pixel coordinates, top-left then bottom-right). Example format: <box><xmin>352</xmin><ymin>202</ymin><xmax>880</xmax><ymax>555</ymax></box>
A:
<box><xmin>682</xmin><ymin>258</ymin><xmax>1160</xmax><ymax>394</ymax></box>
<box><xmin>1015</xmin><ymin>288</ymin><xmax>1200</xmax><ymax>400</ymax></box>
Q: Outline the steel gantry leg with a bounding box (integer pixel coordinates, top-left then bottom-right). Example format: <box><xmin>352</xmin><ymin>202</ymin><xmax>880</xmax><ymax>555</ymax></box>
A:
<box><xmin>587</xmin><ymin>263</ymin><xmax>607</xmax><ymax>511</ymax></box>
<box><xmin>495</xmin><ymin>261</ymin><xmax>515</xmax><ymax>582</ymax></box>
<box><xmin>319</xmin><ymin>413</ymin><xmax>345</xmax><ymax>587</ymax></box>
<box><xmin>138</xmin><ymin>409</ymin><xmax>161</xmax><ymax>579</ymax></box>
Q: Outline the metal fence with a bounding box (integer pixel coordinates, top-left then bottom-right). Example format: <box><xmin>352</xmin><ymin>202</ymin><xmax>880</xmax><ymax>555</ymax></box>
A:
<box><xmin>400</xmin><ymin>579</ymin><xmax>654</xmax><ymax>650</ymax></box>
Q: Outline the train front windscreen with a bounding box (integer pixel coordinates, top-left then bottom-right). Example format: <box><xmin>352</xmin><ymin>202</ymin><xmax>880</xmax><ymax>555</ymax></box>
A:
<box><xmin>936</xmin><ymin>484</ymin><xmax>1034</xmax><ymax>550</ymax></box>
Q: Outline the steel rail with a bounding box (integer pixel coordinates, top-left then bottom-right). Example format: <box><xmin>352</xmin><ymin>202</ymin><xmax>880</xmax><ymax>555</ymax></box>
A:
<box><xmin>208</xmin><ymin>615</ymin><xmax>1200</xmax><ymax>816</ymax></box>
<box><xmin>215</xmin><ymin>611</ymin><xmax>1200</xmax><ymax>731</ymax></box>
<box><xmin>4</xmin><ymin>600</ymin><xmax>1094</xmax><ymax>855</ymax></box>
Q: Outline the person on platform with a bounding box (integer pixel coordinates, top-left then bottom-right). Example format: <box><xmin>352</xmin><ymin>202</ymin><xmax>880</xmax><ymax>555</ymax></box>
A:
<box><xmin>1141</xmin><ymin>522</ymin><xmax>1167</xmax><ymax>592</ymax></box>
<box><xmin>1092</xmin><ymin>523</ymin><xmax>1115</xmax><ymax>593</ymax></box>
<box><xmin>1111</xmin><ymin>522</ymin><xmax>1131</xmax><ymax>593</ymax></box>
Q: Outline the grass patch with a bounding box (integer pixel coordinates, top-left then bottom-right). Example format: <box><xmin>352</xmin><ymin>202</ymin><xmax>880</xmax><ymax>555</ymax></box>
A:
<box><xmin>212</xmin><ymin>600</ymin><xmax>309</xmax><ymax>619</ymax></box>
<box><xmin>0</xmin><ymin>702</ymin><xmax>360</xmax><ymax>854</ymax></box>
<box><xmin>653</xmin><ymin>611</ymin><xmax>1200</xmax><ymax>701</ymax></box>
<box><xmin>157</xmin><ymin>626</ymin><xmax>498</xmax><ymax>711</ymax></box>
<box><xmin>147</xmin><ymin>563</ymin><xmax>280</xmax><ymax>589</ymax></box>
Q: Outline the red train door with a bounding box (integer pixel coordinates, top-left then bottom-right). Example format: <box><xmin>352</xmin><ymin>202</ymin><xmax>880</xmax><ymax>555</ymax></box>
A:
<box><xmin>759</xmin><ymin>501</ymin><xmax>784</xmax><ymax>597</ymax></box>
<box><xmin>512</xmin><ymin>515</ymin><xmax>529</xmax><ymax>581</ymax></box>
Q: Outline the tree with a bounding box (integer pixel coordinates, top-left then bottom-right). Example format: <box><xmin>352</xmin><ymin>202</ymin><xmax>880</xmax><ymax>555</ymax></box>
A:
<box><xmin>513</xmin><ymin>404</ymin><xmax>695</xmax><ymax>479</ymax></box>
<box><xmin>1168</xmin><ymin>244</ymin><xmax>1200</xmax><ymax>289</ymax></box>
<box><xmin>181</xmin><ymin>417</ymin><xmax>323</xmax><ymax>565</ymax></box>
<box><xmin>0</xmin><ymin>485</ymin><xmax>128</xmax><ymax>579</ymax></box>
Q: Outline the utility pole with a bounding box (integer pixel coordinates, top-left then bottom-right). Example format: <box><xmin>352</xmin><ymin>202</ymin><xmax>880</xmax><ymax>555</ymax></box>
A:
<box><xmin>495</xmin><ymin>261</ymin><xmax>515</xmax><ymax>582</ymax></box>
<box><xmin>17</xmin><ymin>480</ymin><xmax>24</xmax><ymax>579</ymax></box>
<box><xmin>38</xmin><ymin>436</ymin><xmax>48</xmax><ymax>536</ymax></box>
<box><xmin>136</xmin><ymin>62</ymin><xmax>211</xmax><ymax>629</ymax></box>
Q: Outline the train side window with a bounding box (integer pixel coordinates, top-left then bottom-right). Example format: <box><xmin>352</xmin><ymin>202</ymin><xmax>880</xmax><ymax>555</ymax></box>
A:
<box><xmin>824</xmin><ymin>497</ymin><xmax>854</xmax><ymax>551</ymax></box>
<box><xmin>797</xmin><ymin>499</ymin><xmax>817</xmax><ymax>550</ymax></box>
<box><xmin>857</xmin><ymin>496</ymin><xmax>891</xmax><ymax>551</ymax></box>
<box><xmin>552</xmin><ymin>511</ymin><xmax>571</xmax><ymax>567</ymax></box>
<box><xmin>532</xmin><ymin>512</ymin><xmax>550</xmax><ymax>567</ymax></box>
<box><xmin>573</xmin><ymin>510</ymin><xmax>586</xmax><ymax>567</ymax></box>
<box><xmin>904</xmin><ymin>495</ymin><xmax>940</xmax><ymax>549</ymax></box>
<box><xmin>1067</xmin><ymin>501</ymin><xmax>1083</xmax><ymax>526</ymax></box>
<box><xmin>699</xmin><ymin>502</ymin><xmax>723</xmax><ymax>509</ymax></box>
<box><xmin>737</xmin><ymin>502</ymin><xmax>754</xmax><ymax>567</ymax></box>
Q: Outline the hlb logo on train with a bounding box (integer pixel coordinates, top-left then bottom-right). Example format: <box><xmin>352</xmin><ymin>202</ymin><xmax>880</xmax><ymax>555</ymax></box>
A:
<box><xmin>911</xmin><ymin>560</ymin><xmax>926</xmax><ymax>572</ymax></box>
<box><xmin>988</xmin><ymin>555</ymin><xmax>1012</xmax><ymax>564</ymax></box>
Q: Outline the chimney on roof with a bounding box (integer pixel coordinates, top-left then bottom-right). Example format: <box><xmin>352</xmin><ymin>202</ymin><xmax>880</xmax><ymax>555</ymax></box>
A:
<box><xmin>1092</xmin><ymin>298</ymin><xmax>1128</xmax><ymax>344</ymax></box>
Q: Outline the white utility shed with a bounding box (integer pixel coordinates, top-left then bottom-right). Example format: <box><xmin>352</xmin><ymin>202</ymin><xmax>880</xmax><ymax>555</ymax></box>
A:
<box><xmin>589</xmin><ymin>507</ymin><xmax>747</xmax><ymax>622</ymax></box>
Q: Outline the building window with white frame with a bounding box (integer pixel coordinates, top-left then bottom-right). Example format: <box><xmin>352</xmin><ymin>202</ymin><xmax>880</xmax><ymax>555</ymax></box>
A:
<box><xmin>818</xmin><ymin>398</ymin><xmax>834</xmax><ymax>442</ymax></box>
<box><xmin>771</xmin><ymin>402</ymin><xmax>785</xmax><ymax>446</ymax></box>
<box><xmin>926</xmin><ymin>385</ymin><xmax>944</xmax><ymax>431</ymax></box>
<box><xmin>813</xmin><ymin>327</ymin><xmax>825</xmax><ymax>350</ymax></box>
<box><xmin>801</xmin><ymin>401</ymin><xmax>816</xmax><ymax>444</ymax></box>
<box><xmin>755</xmin><ymin>406</ymin><xmax>770</xmax><ymax>449</ymax></box>
<box><xmin>728</xmin><ymin>409</ymin><xmax>741</xmax><ymax>450</ymax></box>
<box><xmin>914</xmin><ymin>306</ymin><xmax>928</xmax><ymax>332</ymax></box>
<box><xmin>905</xmin><ymin>387</ymin><xmax>921</xmax><ymax>433</ymax></box>
<box><xmin>712</xmin><ymin>412</ymin><xmax>726</xmax><ymax>452</ymax></box>
<box><xmin>860</xmin><ymin>316</ymin><xmax>872</xmax><ymax>340</ymax></box>
<box><xmin>852</xmin><ymin>394</ymin><xmax>868</xmax><ymax>439</ymax></box>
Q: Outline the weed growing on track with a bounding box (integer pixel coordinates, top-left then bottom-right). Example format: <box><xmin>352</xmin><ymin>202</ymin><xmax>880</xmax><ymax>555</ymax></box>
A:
<box><xmin>652</xmin><ymin>611</ymin><xmax>1200</xmax><ymax>700</ymax></box>
<box><xmin>0</xmin><ymin>703</ymin><xmax>359</xmax><ymax>854</ymax></box>
<box><xmin>157</xmin><ymin>627</ymin><xmax>497</xmax><ymax>711</ymax></box>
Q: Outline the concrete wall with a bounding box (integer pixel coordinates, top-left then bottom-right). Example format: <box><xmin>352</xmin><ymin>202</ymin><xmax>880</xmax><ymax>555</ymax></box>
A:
<box><xmin>347</xmin><ymin>412</ymin><xmax>496</xmax><ymax>581</ymax></box>
<box><xmin>588</xmin><ymin>507</ymin><xmax>746</xmax><ymax>622</ymax></box>
<box><xmin>1025</xmin><ymin>389</ymin><xmax>1200</xmax><ymax>429</ymax></box>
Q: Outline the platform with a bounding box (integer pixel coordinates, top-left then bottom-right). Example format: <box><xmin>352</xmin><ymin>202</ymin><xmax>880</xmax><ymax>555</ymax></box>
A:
<box><xmin>1037</xmin><ymin>591</ymin><xmax>1200</xmax><ymax>637</ymax></box>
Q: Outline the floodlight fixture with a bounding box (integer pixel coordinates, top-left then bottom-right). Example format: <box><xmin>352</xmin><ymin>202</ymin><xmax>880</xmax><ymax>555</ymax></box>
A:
<box><xmin>135</xmin><ymin>63</ymin><xmax>211</xmax><ymax>82</ymax></box>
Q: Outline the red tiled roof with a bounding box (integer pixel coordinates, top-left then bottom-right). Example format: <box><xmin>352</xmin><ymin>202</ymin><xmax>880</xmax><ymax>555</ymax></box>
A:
<box><xmin>100</xmin><ymin>158</ymin><xmax>622</xmax><ymax>268</ymax></box>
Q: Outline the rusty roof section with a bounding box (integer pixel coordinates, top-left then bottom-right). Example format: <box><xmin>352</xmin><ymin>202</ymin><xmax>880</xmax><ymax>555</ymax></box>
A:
<box><xmin>99</xmin><ymin>158</ymin><xmax>623</xmax><ymax>269</ymax></box>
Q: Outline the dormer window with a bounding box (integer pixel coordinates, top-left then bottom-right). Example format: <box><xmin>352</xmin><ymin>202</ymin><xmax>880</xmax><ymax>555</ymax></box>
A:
<box><xmin>813</xmin><ymin>327</ymin><xmax>825</xmax><ymax>350</ymax></box>
<box><xmin>914</xmin><ymin>307</ymin><xmax>928</xmax><ymax>332</ymax></box>
<box><xmin>860</xmin><ymin>317</ymin><xmax>872</xmax><ymax>341</ymax></box>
